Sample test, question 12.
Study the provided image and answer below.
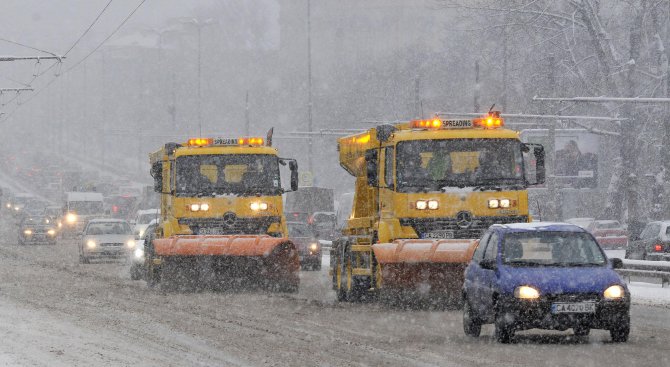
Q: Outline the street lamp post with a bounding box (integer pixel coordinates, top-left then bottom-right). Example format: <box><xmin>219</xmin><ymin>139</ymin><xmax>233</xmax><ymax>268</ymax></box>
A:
<box><xmin>180</xmin><ymin>18</ymin><xmax>215</xmax><ymax>137</ymax></box>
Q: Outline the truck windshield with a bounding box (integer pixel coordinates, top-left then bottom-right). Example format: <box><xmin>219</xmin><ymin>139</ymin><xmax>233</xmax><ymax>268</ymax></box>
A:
<box><xmin>502</xmin><ymin>231</ymin><xmax>606</xmax><ymax>267</ymax></box>
<box><xmin>175</xmin><ymin>154</ymin><xmax>280</xmax><ymax>197</ymax></box>
<box><xmin>69</xmin><ymin>201</ymin><xmax>104</xmax><ymax>215</ymax></box>
<box><xmin>396</xmin><ymin>138</ymin><xmax>524</xmax><ymax>192</ymax></box>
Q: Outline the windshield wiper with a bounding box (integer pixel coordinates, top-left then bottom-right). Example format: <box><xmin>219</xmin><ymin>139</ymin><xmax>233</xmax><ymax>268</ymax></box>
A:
<box><xmin>505</xmin><ymin>260</ymin><xmax>546</xmax><ymax>267</ymax></box>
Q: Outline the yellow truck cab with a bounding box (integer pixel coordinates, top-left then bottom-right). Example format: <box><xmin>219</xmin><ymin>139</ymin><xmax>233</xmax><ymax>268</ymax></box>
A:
<box><xmin>150</xmin><ymin>137</ymin><xmax>298</xmax><ymax>238</ymax></box>
<box><xmin>333</xmin><ymin>112</ymin><xmax>545</xmax><ymax>303</ymax></box>
<box><xmin>146</xmin><ymin>136</ymin><xmax>301</xmax><ymax>291</ymax></box>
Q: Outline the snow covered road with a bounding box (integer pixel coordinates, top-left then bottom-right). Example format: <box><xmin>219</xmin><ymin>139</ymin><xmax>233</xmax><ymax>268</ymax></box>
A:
<box><xmin>0</xmin><ymin>233</ymin><xmax>669</xmax><ymax>366</ymax></box>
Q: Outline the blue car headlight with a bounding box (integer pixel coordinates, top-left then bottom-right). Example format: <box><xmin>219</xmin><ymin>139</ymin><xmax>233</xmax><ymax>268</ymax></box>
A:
<box><xmin>603</xmin><ymin>285</ymin><xmax>625</xmax><ymax>300</ymax></box>
<box><xmin>514</xmin><ymin>285</ymin><xmax>540</xmax><ymax>300</ymax></box>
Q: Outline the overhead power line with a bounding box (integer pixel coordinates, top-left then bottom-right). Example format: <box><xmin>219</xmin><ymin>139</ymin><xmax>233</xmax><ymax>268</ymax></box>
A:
<box><xmin>66</xmin><ymin>0</ymin><xmax>147</xmax><ymax>74</ymax></box>
<box><xmin>0</xmin><ymin>37</ymin><xmax>59</xmax><ymax>57</ymax></box>
<box><xmin>0</xmin><ymin>0</ymin><xmax>147</xmax><ymax>122</ymax></box>
<box><xmin>64</xmin><ymin>0</ymin><xmax>114</xmax><ymax>56</ymax></box>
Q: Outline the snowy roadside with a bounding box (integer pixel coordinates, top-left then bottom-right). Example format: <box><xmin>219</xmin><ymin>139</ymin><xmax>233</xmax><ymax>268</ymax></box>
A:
<box><xmin>628</xmin><ymin>282</ymin><xmax>670</xmax><ymax>309</ymax></box>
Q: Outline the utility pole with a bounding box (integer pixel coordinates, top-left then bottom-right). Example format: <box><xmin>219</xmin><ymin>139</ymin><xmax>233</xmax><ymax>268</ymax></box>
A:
<box><xmin>197</xmin><ymin>24</ymin><xmax>202</xmax><ymax>136</ymax></box>
<box><xmin>245</xmin><ymin>90</ymin><xmax>250</xmax><ymax>136</ymax></box>
<box><xmin>307</xmin><ymin>0</ymin><xmax>314</xmax><ymax>174</ymax></box>
<box><xmin>180</xmin><ymin>18</ymin><xmax>214</xmax><ymax>137</ymax></box>
<box><xmin>546</xmin><ymin>55</ymin><xmax>558</xmax><ymax>221</ymax></box>
<box><xmin>474</xmin><ymin>60</ymin><xmax>480</xmax><ymax>113</ymax></box>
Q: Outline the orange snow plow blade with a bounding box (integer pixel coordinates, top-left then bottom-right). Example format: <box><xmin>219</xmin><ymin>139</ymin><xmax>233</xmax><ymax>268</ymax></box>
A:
<box><xmin>154</xmin><ymin>235</ymin><xmax>300</xmax><ymax>290</ymax></box>
<box><xmin>372</xmin><ymin>239</ymin><xmax>478</xmax><ymax>291</ymax></box>
<box><xmin>154</xmin><ymin>235</ymin><xmax>294</xmax><ymax>258</ymax></box>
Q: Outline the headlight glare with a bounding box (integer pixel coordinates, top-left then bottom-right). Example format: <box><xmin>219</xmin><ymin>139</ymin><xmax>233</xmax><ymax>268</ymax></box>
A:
<box><xmin>250</xmin><ymin>202</ymin><xmax>260</xmax><ymax>211</ymax></box>
<box><xmin>66</xmin><ymin>213</ymin><xmax>77</xmax><ymax>223</ymax></box>
<box><xmin>190</xmin><ymin>203</ymin><xmax>200</xmax><ymax>212</ymax></box>
<box><xmin>415</xmin><ymin>200</ymin><xmax>428</xmax><ymax>210</ymax></box>
<box><xmin>259</xmin><ymin>202</ymin><xmax>268</xmax><ymax>210</ymax></box>
<box><xmin>47</xmin><ymin>229</ymin><xmax>56</xmax><ymax>236</ymax></box>
<box><xmin>427</xmin><ymin>200</ymin><xmax>439</xmax><ymax>210</ymax></box>
<box><xmin>309</xmin><ymin>243</ymin><xmax>319</xmax><ymax>252</ymax></box>
<box><xmin>86</xmin><ymin>240</ymin><xmax>96</xmax><ymax>249</ymax></box>
<box><xmin>200</xmin><ymin>203</ymin><xmax>210</xmax><ymax>211</ymax></box>
<box><xmin>126</xmin><ymin>240</ymin><xmax>136</xmax><ymax>248</ymax></box>
<box><xmin>24</xmin><ymin>229</ymin><xmax>33</xmax><ymax>235</ymax></box>
<box><xmin>488</xmin><ymin>199</ymin><xmax>500</xmax><ymax>209</ymax></box>
<box><xmin>514</xmin><ymin>285</ymin><xmax>540</xmax><ymax>299</ymax></box>
<box><xmin>134</xmin><ymin>248</ymin><xmax>145</xmax><ymax>259</ymax></box>
<box><xmin>604</xmin><ymin>285</ymin><xmax>625</xmax><ymax>300</ymax></box>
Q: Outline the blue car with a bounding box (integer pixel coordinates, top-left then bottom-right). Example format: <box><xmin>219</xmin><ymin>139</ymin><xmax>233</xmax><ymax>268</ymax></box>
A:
<box><xmin>462</xmin><ymin>222</ymin><xmax>629</xmax><ymax>343</ymax></box>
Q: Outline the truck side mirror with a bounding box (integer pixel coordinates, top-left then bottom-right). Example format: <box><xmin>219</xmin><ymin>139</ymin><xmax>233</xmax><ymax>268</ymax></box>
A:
<box><xmin>289</xmin><ymin>160</ymin><xmax>299</xmax><ymax>192</ymax></box>
<box><xmin>365</xmin><ymin>149</ymin><xmax>379</xmax><ymax>187</ymax></box>
<box><xmin>150</xmin><ymin>162</ymin><xmax>163</xmax><ymax>193</ymax></box>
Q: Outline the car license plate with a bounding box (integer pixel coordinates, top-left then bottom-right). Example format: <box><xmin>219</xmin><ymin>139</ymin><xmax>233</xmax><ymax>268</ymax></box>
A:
<box><xmin>198</xmin><ymin>228</ymin><xmax>225</xmax><ymax>235</ymax></box>
<box><xmin>422</xmin><ymin>231</ymin><xmax>454</xmax><ymax>239</ymax></box>
<box><xmin>551</xmin><ymin>302</ymin><xmax>596</xmax><ymax>314</ymax></box>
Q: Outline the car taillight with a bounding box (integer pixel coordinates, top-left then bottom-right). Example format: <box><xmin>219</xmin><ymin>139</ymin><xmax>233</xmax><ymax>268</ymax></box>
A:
<box><xmin>654</xmin><ymin>244</ymin><xmax>663</xmax><ymax>252</ymax></box>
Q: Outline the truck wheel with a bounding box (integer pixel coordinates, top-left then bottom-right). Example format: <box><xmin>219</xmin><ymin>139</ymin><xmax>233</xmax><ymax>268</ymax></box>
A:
<box><xmin>463</xmin><ymin>299</ymin><xmax>481</xmax><ymax>337</ymax></box>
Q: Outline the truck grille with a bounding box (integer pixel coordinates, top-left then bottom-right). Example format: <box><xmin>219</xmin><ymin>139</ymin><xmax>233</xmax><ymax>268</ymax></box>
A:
<box><xmin>399</xmin><ymin>215</ymin><xmax>528</xmax><ymax>239</ymax></box>
<box><xmin>178</xmin><ymin>216</ymin><xmax>281</xmax><ymax>235</ymax></box>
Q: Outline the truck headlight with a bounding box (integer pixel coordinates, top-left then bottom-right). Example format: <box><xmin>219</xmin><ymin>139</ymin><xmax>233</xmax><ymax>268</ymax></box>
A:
<box><xmin>250</xmin><ymin>202</ymin><xmax>268</xmax><ymax>211</ymax></box>
<box><xmin>47</xmin><ymin>229</ymin><xmax>56</xmax><ymax>236</ymax></box>
<box><xmin>309</xmin><ymin>243</ymin><xmax>319</xmax><ymax>252</ymax></box>
<box><xmin>488</xmin><ymin>199</ymin><xmax>500</xmax><ymax>209</ymax></box>
<box><xmin>86</xmin><ymin>240</ymin><xmax>96</xmax><ymax>249</ymax></box>
<box><xmin>427</xmin><ymin>200</ymin><xmax>439</xmax><ymax>210</ymax></box>
<box><xmin>189</xmin><ymin>203</ymin><xmax>209</xmax><ymax>212</ymax></box>
<box><xmin>66</xmin><ymin>213</ymin><xmax>78</xmax><ymax>223</ymax></box>
<box><xmin>5</xmin><ymin>203</ymin><xmax>10</xmax><ymax>208</ymax></box>
<box><xmin>24</xmin><ymin>229</ymin><xmax>33</xmax><ymax>236</ymax></box>
<box><xmin>415</xmin><ymin>200</ymin><xmax>427</xmax><ymax>210</ymax></box>
<box><xmin>603</xmin><ymin>285</ymin><xmax>625</xmax><ymax>300</ymax></box>
<box><xmin>126</xmin><ymin>240</ymin><xmax>136</xmax><ymax>248</ymax></box>
<box><xmin>514</xmin><ymin>285</ymin><xmax>540</xmax><ymax>300</ymax></box>
<box><xmin>500</xmin><ymin>199</ymin><xmax>511</xmax><ymax>208</ymax></box>
<box><xmin>134</xmin><ymin>247</ymin><xmax>145</xmax><ymax>259</ymax></box>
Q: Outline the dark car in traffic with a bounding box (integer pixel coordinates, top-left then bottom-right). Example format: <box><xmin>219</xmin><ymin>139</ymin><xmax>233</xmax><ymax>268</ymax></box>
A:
<box><xmin>626</xmin><ymin>220</ymin><xmax>670</xmax><ymax>261</ymax></box>
<box><xmin>287</xmin><ymin>221</ymin><xmax>321</xmax><ymax>270</ymax></box>
<box><xmin>18</xmin><ymin>216</ymin><xmax>57</xmax><ymax>245</ymax></box>
<box><xmin>463</xmin><ymin>222</ymin><xmax>630</xmax><ymax>343</ymax></box>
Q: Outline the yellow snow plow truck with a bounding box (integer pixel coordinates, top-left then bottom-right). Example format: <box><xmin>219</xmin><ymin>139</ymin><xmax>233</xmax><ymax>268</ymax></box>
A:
<box><xmin>332</xmin><ymin>112</ymin><xmax>545</xmax><ymax>305</ymax></box>
<box><xmin>146</xmin><ymin>135</ymin><xmax>301</xmax><ymax>292</ymax></box>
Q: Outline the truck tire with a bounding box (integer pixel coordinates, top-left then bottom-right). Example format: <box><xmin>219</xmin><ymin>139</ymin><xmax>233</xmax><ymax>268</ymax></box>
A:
<box><xmin>130</xmin><ymin>264</ymin><xmax>142</xmax><ymax>280</ymax></box>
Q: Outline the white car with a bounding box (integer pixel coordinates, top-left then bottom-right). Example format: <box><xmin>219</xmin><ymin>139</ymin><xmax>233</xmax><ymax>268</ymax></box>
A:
<box><xmin>565</xmin><ymin>217</ymin><xmax>595</xmax><ymax>229</ymax></box>
<box><xmin>133</xmin><ymin>209</ymin><xmax>160</xmax><ymax>239</ymax></box>
<box><xmin>79</xmin><ymin>219</ymin><xmax>135</xmax><ymax>263</ymax></box>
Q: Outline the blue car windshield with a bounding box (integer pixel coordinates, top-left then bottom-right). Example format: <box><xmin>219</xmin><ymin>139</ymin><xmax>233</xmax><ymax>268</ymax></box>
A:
<box><xmin>502</xmin><ymin>231</ymin><xmax>606</xmax><ymax>266</ymax></box>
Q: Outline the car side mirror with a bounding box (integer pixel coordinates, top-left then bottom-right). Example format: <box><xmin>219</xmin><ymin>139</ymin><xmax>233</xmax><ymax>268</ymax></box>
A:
<box><xmin>479</xmin><ymin>258</ymin><xmax>497</xmax><ymax>270</ymax></box>
<box><xmin>610</xmin><ymin>258</ymin><xmax>624</xmax><ymax>269</ymax></box>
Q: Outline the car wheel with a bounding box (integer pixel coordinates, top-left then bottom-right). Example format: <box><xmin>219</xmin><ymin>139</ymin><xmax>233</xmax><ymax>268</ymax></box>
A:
<box><xmin>573</xmin><ymin>325</ymin><xmax>590</xmax><ymax>337</ymax></box>
<box><xmin>610</xmin><ymin>315</ymin><xmax>630</xmax><ymax>343</ymax></box>
<box><xmin>495</xmin><ymin>311</ymin><xmax>515</xmax><ymax>343</ymax></box>
<box><xmin>462</xmin><ymin>299</ymin><xmax>481</xmax><ymax>337</ymax></box>
<box><xmin>130</xmin><ymin>264</ymin><xmax>142</xmax><ymax>280</ymax></box>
